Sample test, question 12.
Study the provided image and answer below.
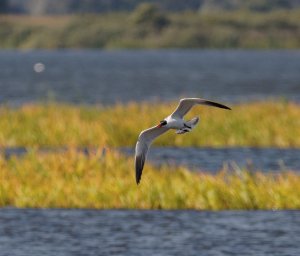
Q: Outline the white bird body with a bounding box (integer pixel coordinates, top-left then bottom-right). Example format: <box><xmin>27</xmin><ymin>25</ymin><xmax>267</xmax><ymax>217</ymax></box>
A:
<box><xmin>135</xmin><ymin>98</ymin><xmax>231</xmax><ymax>184</ymax></box>
<box><xmin>164</xmin><ymin>115</ymin><xmax>184</xmax><ymax>129</ymax></box>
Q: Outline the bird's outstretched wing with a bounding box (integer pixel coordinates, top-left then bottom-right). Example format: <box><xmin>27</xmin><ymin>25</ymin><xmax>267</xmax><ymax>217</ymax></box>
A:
<box><xmin>135</xmin><ymin>126</ymin><xmax>169</xmax><ymax>184</ymax></box>
<box><xmin>171</xmin><ymin>98</ymin><xmax>231</xmax><ymax>118</ymax></box>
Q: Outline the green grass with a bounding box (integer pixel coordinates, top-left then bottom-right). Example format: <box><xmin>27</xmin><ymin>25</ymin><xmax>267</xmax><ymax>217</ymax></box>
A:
<box><xmin>0</xmin><ymin>9</ymin><xmax>299</xmax><ymax>49</ymax></box>
<box><xmin>0</xmin><ymin>101</ymin><xmax>299</xmax><ymax>147</ymax></box>
<box><xmin>0</xmin><ymin>149</ymin><xmax>299</xmax><ymax>209</ymax></box>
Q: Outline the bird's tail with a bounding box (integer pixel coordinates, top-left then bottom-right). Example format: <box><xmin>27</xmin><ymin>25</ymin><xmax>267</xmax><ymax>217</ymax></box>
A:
<box><xmin>186</xmin><ymin>117</ymin><xmax>199</xmax><ymax>128</ymax></box>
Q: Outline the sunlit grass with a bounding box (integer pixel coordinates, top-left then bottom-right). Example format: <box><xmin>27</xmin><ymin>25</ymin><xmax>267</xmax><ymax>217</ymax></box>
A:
<box><xmin>0</xmin><ymin>149</ymin><xmax>299</xmax><ymax>209</ymax></box>
<box><xmin>0</xmin><ymin>101</ymin><xmax>299</xmax><ymax>147</ymax></box>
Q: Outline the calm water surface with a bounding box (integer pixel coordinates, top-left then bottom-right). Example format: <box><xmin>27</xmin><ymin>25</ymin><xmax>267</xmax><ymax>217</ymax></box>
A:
<box><xmin>3</xmin><ymin>147</ymin><xmax>300</xmax><ymax>172</ymax></box>
<box><xmin>121</xmin><ymin>147</ymin><xmax>300</xmax><ymax>172</ymax></box>
<box><xmin>0</xmin><ymin>209</ymin><xmax>300</xmax><ymax>256</ymax></box>
<box><xmin>1</xmin><ymin>50</ymin><xmax>299</xmax><ymax>105</ymax></box>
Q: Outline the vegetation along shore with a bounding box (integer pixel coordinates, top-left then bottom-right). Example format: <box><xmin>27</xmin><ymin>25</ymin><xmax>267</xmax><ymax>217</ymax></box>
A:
<box><xmin>1</xmin><ymin>7</ymin><xmax>300</xmax><ymax>49</ymax></box>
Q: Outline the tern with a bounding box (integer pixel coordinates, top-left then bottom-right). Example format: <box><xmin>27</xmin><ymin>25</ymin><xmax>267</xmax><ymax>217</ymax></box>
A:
<box><xmin>135</xmin><ymin>98</ymin><xmax>231</xmax><ymax>184</ymax></box>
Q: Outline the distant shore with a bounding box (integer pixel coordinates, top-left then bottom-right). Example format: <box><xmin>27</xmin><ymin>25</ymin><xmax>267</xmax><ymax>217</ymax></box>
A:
<box><xmin>0</xmin><ymin>9</ymin><xmax>299</xmax><ymax>49</ymax></box>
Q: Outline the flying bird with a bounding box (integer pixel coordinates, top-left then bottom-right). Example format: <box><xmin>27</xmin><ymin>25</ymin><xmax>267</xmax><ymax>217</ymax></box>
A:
<box><xmin>135</xmin><ymin>98</ymin><xmax>231</xmax><ymax>184</ymax></box>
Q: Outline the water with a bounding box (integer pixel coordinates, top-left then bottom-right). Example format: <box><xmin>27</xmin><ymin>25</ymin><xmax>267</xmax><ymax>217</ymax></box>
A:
<box><xmin>0</xmin><ymin>50</ymin><xmax>299</xmax><ymax>105</ymax></box>
<box><xmin>3</xmin><ymin>147</ymin><xmax>300</xmax><ymax>172</ymax></box>
<box><xmin>1</xmin><ymin>50</ymin><xmax>299</xmax><ymax>254</ymax></box>
<box><xmin>121</xmin><ymin>147</ymin><xmax>300</xmax><ymax>172</ymax></box>
<box><xmin>0</xmin><ymin>209</ymin><xmax>300</xmax><ymax>256</ymax></box>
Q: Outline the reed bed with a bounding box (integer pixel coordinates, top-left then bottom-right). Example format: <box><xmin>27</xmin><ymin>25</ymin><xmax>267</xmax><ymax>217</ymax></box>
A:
<box><xmin>0</xmin><ymin>101</ymin><xmax>299</xmax><ymax>147</ymax></box>
<box><xmin>0</xmin><ymin>149</ymin><xmax>299</xmax><ymax>209</ymax></box>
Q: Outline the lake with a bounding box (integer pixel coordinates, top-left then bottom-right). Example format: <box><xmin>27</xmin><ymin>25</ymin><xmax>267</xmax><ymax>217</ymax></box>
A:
<box><xmin>1</xmin><ymin>50</ymin><xmax>299</xmax><ymax>255</ymax></box>
<box><xmin>1</xmin><ymin>50</ymin><xmax>299</xmax><ymax>172</ymax></box>
<box><xmin>2</xmin><ymin>49</ymin><xmax>300</xmax><ymax>172</ymax></box>
<box><xmin>121</xmin><ymin>147</ymin><xmax>300</xmax><ymax>172</ymax></box>
<box><xmin>1</xmin><ymin>209</ymin><xmax>300</xmax><ymax>256</ymax></box>
<box><xmin>3</xmin><ymin>146</ymin><xmax>300</xmax><ymax>172</ymax></box>
<box><xmin>0</xmin><ymin>50</ymin><xmax>299</xmax><ymax>105</ymax></box>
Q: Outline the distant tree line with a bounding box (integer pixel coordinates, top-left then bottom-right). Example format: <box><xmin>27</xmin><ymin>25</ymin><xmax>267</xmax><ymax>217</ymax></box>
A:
<box><xmin>0</xmin><ymin>0</ymin><xmax>8</xmax><ymax>13</ymax></box>
<box><xmin>3</xmin><ymin>0</ymin><xmax>300</xmax><ymax>15</ymax></box>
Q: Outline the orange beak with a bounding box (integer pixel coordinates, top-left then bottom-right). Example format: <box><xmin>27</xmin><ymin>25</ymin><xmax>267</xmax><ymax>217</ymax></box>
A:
<box><xmin>156</xmin><ymin>124</ymin><xmax>162</xmax><ymax>128</ymax></box>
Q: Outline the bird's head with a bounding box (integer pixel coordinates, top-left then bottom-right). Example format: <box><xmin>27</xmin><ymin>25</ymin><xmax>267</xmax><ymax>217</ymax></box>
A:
<box><xmin>157</xmin><ymin>120</ymin><xmax>167</xmax><ymax>128</ymax></box>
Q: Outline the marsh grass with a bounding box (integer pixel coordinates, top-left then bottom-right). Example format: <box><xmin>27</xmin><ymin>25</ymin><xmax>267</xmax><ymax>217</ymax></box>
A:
<box><xmin>0</xmin><ymin>101</ymin><xmax>299</xmax><ymax>147</ymax></box>
<box><xmin>0</xmin><ymin>149</ymin><xmax>299</xmax><ymax>209</ymax></box>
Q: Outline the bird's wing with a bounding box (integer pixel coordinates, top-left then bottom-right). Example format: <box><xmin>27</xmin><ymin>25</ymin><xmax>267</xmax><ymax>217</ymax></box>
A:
<box><xmin>171</xmin><ymin>98</ymin><xmax>231</xmax><ymax>118</ymax></box>
<box><xmin>135</xmin><ymin>126</ymin><xmax>169</xmax><ymax>184</ymax></box>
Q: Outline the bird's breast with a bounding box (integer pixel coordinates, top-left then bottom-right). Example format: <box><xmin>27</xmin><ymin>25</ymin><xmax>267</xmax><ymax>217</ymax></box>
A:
<box><xmin>166</xmin><ymin>118</ymin><xmax>184</xmax><ymax>129</ymax></box>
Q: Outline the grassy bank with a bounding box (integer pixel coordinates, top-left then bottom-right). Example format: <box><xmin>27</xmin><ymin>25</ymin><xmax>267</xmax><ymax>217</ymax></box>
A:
<box><xmin>0</xmin><ymin>149</ymin><xmax>299</xmax><ymax>209</ymax></box>
<box><xmin>0</xmin><ymin>101</ymin><xmax>299</xmax><ymax>147</ymax></box>
<box><xmin>1</xmin><ymin>9</ymin><xmax>300</xmax><ymax>49</ymax></box>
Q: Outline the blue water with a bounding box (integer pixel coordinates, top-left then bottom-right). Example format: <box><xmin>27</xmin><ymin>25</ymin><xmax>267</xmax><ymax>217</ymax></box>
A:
<box><xmin>121</xmin><ymin>147</ymin><xmax>300</xmax><ymax>172</ymax></box>
<box><xmin>0</xmin><ymin>50</ymin><xmax>299</xmax><ymax>105</ymax></box>
<box><xmin>1</xmin><ymin>209</ymin><xmax>300</xmax><ymax>256</ymax></box>
<box><xmin>2</xmin><ymin>147</ymin><xmax>300</xmax><ymax>172</ymax></box>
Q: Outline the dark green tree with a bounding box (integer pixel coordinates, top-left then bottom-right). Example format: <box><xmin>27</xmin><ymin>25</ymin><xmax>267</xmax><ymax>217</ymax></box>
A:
<box><xmin>131</xmin><ymin>3</ymin><xmax>170</xmax><ymax>31</ymax></box>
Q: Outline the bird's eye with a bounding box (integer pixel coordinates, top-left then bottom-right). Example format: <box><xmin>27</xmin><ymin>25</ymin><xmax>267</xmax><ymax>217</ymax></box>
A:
<box><xmin>160</xmin><ymin>120</ymin><xmax>167</xmax><ymax>126</ymax></box>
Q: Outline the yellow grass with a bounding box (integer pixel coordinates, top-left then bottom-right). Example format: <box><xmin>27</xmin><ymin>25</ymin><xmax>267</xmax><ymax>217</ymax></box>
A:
<box><xmin>0</xmin><ymin>149</ymin><xmax>299</xmax><ymax>209</ymax></box>
<box><xmin>0</xmin><ymin>101</ymin><xmax>299</xmax><ymax>147</ymax></box>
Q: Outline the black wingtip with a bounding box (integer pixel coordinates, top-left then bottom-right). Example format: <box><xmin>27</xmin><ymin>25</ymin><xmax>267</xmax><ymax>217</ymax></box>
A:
<box><xmin>136</xmin><ymin>173</ymin><xmax>141</xmax><ymax>185</ymax></box>
<box><xmin>216</xmin><ymin>103</ymin><xmax>231</xmax><ymax>110</ymax></box>
<box><xmin>204</xmin><ymin>100</ymin><xmax>231</xmax><ymax>110</ymax></box>
<box><xmin>218</xmin><ymin>104</ymin><xmax>231</xmax><ymax>110</ymax></box>
<box><xmin>136</xmin><ymin>170</ymin><xmax>142</xmax><ymax>185</ymax></box>
<box><xmin>135</xmin><ymin>170</ymin><xmax>141</xmax><ymax>185</ymax></box>
<box><xmin>135</xmin><ymin>153</ymin><xmax>145</xmax><ymax>185</ymax></box>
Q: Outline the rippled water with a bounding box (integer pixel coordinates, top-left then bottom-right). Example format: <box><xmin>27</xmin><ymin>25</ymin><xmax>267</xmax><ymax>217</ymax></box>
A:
<box><xmin>121</xmin><ymin>147</ymin><xmax>300</xmax><ymax>172</ymax></box>
<box><xmin>1</xmin><ymin>50</ymin><xmax>299</xmax><ymax>255</ymax></box>
<box><xmin>1</xmin><ymin>50</ymin><xmax>300</xmax><ymax>105</ymax></box>
<box><xmin>1</xmin><ymin>209</ymin><xmax>300</xmax><ymax>256</ymax></box>
<box><xmin>2</xmin><ymin>147</ymin><xmax>300</xmax><ymax>172</ymax></box>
